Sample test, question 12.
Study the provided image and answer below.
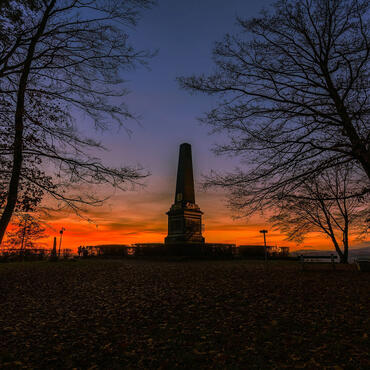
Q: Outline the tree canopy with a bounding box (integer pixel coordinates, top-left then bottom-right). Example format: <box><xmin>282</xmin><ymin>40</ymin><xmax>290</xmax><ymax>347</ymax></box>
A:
<box><xmin>179</xmin><ymin>0</ymin><xmax>369</xmax><ymax>216</ymax></box>
<box><xmin>5</xmin><ymin>213</ymin><xmax>47</xmax><ymax>251</ymax></box>
<box><xmin>270</xmin><ymin>165</ymin><xmax>369</xmax><ymax>263</ymax></box>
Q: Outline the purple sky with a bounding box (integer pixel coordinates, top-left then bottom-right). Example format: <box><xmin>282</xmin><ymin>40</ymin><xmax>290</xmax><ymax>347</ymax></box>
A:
<box><xmin>96</xmin><ymin>0</ymin><xmax>274</xmax><ymax>186</ymax></box>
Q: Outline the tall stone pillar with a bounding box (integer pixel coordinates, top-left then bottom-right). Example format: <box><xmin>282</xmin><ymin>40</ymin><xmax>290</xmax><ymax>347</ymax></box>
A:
<box><xmin>165</xmin><ymin>143</ymin><xmax>205</xmax><ymax>254</ymax></box>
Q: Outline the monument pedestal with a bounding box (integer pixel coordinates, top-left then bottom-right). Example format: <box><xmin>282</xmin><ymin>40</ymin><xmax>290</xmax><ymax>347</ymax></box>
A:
<box><xmin>165</xmin><ymin>204</ymin><xmax>204</xmax><ymax>252</ymax></box>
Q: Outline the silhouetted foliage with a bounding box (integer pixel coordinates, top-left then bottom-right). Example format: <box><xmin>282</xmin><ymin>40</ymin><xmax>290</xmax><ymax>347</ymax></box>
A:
<box><xmin>0</xmin><ymin>154</ymin><xmax>51</xmax><ymax>213</ymax></box>
<box><xmin>179</xmin><ymin>0</ymin><xmax>369</xmax><ymax>215</ymax></box>
<box><xmin>270</xmin><ymin>165</ymin><xmax>369</xmax><ymax>263</ymax></box>
<box><xmin>4</xmin><ymin>213</ymin><xmax>47</xmax><ymax>251</ymax></box>
<box><xmin>0</xmin><ymin>0</ymin><xmax>155</xmax><ymax>244</ymax></box>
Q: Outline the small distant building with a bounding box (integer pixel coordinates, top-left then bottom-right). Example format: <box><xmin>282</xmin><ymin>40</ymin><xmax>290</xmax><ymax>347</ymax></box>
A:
<box><xmin>93</xmin><ymin>244</ymin><xmax>132</xmax><ymax>257</ymax></box>
<box><xmin>267</xmin><ymin>246</ymin><xmax>290</xmax><ymax>257</ymax></box>
<box><xmin>279</xmin><ymin>247</ymin><xmax>290</xmax><ymax>257</ymax></box>
<box><xmin>238</xmin><ymin>245</ymin><xmax>266</xmax><ymax>258</ymax></box>
<box><xmin>133</xmin><ymin>243</ymin><xmax>166</xmax><ymax>257</ymax></box>
<box><xmin>238</xmin><ymin>245</ymin><xmax>290</xmax><ymax>258</ymax></box>
<box><xmin>203</xmin><ymin>243</ymin><xmax>236</xmax><ymax>257</ymax></box>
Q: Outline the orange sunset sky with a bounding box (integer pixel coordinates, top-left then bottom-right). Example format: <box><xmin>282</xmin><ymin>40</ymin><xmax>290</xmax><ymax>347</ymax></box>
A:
<box><xmin>41</xmin><ymin>173</ymin><xmax>365</xmax><ymax>252</ymax></box>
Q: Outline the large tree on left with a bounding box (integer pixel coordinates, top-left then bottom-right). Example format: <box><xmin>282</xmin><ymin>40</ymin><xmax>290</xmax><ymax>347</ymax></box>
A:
<box><xmin>0</xmin><ymin>0</ymin><xmax>155</xmax><ymax>244</ymax></box>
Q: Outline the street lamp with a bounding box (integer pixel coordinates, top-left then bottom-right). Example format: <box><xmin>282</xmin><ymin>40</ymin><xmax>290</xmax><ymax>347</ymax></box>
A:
<box><xmin>58</xmin><ymin>227</ymin><xmax>66</xmax><ymax>257</ymax></box>
<box><xmin>259</xmin><ymin>229</ymin><xmax>268</xmax><ymax>263</ymax></box>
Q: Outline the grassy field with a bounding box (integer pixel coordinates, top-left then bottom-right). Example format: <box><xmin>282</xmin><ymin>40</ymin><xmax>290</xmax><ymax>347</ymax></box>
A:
<box><xmin>0</xmin><ymin>259</ymin><xmax>369</xmax><ymax>369</ymax></box>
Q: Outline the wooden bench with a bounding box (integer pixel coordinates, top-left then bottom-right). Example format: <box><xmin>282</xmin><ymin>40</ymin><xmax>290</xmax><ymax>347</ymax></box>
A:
<box><xmin>300</xmin><ymin>254</ymin><xmax>337</xmax><ymax>270</ymax></box>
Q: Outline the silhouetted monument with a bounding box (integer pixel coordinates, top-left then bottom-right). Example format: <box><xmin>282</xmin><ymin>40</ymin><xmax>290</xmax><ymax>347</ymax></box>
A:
<box><xmin>87</xmin><ymin>143</ymin><xmax>281</xmax><ymax>258</ymax></box>
<box><xmin>165</xmin><ymin>143</ymin><xmax>205</xmax><ymax>254</ymax></box>
<box><xmin>89</xmin><ymin>143</ymin><xmax>273</xmax><ymax>258</ymax></box>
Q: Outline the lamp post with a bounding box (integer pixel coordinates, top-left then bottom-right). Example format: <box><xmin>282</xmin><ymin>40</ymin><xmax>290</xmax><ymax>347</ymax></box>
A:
<box><xmin>58</xmin><ymin>227</ymin><xmax>65</xmax><ymax>257</ymax></box>
<box><xmin>259</xmin><ymin>229</ymin><xmax>268</xmax><ymax>263</ymax></box>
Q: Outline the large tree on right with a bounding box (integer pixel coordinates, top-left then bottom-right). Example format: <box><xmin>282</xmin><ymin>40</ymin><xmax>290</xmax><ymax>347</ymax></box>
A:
<box><xmin>179</xmin><ymin>0</ymin><xmax>369</xmax><ymax>215</ymax></box>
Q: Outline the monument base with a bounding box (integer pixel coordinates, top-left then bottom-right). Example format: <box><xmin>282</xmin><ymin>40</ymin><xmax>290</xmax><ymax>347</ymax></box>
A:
<box><xmin>164</xmin><ymin>234</ymin><xmax>205</xmax><ymax>245</ymax></box>
<box><xmin>165</xmin><ymin>243</ymin><xmax>205</xmax><ymax>256</ymax></box>
<box><xmin>132</xmin><ymin>242</ymin><xmax>235</xmax><ymax>258</ymax></box>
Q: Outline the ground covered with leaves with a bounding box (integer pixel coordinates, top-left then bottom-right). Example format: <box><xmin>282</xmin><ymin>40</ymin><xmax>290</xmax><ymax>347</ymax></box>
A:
<box><xmin>0</xmin><ymin>259</ymin><xmax>369</xmax><ymax>369</ymax></box>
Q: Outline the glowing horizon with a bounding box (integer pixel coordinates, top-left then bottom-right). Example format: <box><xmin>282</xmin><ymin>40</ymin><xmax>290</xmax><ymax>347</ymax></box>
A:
<box><xmin>37</xmin><ymin>186</ymin><xmax>366</xmax><ymax>252</ymax></box>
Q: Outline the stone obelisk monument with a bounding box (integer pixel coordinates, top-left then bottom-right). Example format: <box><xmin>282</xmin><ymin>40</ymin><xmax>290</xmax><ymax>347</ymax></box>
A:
<box><xmin>165</xmin><ymin>143</ymin><xmax>205</xmax><ymax>254</ymax></box>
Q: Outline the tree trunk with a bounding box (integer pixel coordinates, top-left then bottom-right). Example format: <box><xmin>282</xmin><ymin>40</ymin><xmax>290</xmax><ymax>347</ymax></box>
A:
<box><xmin>20</xmin><ymin>218</ymin><xmax>27</xmax><ymax>251</ymax></box>
<box><xmin>327</xmin><ymin>232</ymin><xmax>346</xmax><ymax>264</ymax></box>
<box><xmin>0</xmin><ymin>0</ymin><xmax>56</xmax><ymax>246</ymax></box>
<box><xmin>342</xmin><ymin>228</ymin><xmax>349</xmax><ymax>264</ymax></box>
<box><xmin>341</xmin><ymin>247</ymin><xmax>349</xmax><ymax>264</ymax></box>
<box><xmin>0</xmin><ymin>80</ymin><xmax>27</xmax><ymax>246</ymax></box>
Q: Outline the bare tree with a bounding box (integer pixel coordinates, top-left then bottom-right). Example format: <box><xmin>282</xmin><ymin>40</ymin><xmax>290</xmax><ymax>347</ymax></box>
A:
<box><xmin>179</xmin><ymin>0</ymin><xmax>369</xmax><ymax>215</ymax></box>
<box><xmin>0</xmin><ymin>0</ymin><xmax>155</xmax><ymax>244</ymax></box>
<box><xmin>5</xmin><ymin>213</ymin><xmax>47</xmax><ymax>251</ymax></box>
<box><xmin>270</xmin><ymin>165</ymin><xmax>369</xmax><ymax>263</ymax></box>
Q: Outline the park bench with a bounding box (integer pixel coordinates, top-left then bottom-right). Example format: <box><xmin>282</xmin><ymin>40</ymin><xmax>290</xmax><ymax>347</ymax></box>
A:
<box><xmin>300</xmin><ymin>254</ymin><xmax>337</xmax><ymax>270</ymax></box>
